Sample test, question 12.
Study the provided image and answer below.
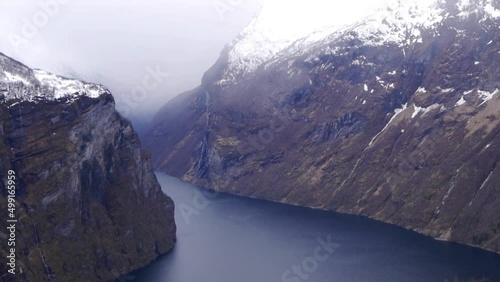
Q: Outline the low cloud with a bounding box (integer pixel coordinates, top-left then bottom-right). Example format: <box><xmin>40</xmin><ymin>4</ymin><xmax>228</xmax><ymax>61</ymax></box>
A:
<box><xmin>0</xmin><ymin>0</ymin><xmax>264</xmax><ymax>120</ymax></box>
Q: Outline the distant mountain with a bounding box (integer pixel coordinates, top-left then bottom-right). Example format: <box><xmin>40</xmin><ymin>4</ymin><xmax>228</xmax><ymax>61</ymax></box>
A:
<box><xmin>0</xmin><ymin>53</ymin><xmax>176</xmax><ymax>281</ymax></box>
<box><xmin>144</xmin><ymin>0</ymin><xmax>500</xmax><ymax>253</ymax></box>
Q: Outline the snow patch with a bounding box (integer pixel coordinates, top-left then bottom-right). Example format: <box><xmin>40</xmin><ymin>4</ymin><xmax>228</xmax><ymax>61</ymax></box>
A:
<box><xmin>369</xmin><ymin>103</ymin><xmax>408</xmax><ymax>146</ymax></box>
<box><xmin>484</xmin><ymin>0</ymin><xmax>500</xmax><ymax>18</ymax></box>
<box><xmin>456</xmin><ymin>96</ymin><xmax>466</xmax><ymax>106</ymax></box>
<box><xmin>411</xmin><ymin>103</ymin><xmax>441</xmax><ymax>118</ymax></box>
<box><xmin>412</xmin><ymin>106</ymin><xmax>423</xmax><ymax>118</ymax></box>
<box><xmin>34</xmin><ymin>70</ymin><xmax>107</xmax><ymax>100</ymax></box>
<box><xmin>350</xmin><ymin>0</ymin><xmax>445</xmax><ymax>47</ymax></box>
<box><xmin>416</xmin><ymin>87</ymin><xmax>427</xmax><ymax>93</ymax></box>
<box><xmin>478</xmin><ymin>89</ymin><xmax>498</xmax><ymax>105</ymax></box>
<box><xmin>463</xmin><ymin>89</ymin><xmax>474</xmax><ymax>95</ymax></box>
<box><xmin>440</xmin><ymin>87</ymin><xmax>454</xmax><ymax>93</ymax></box>
<box><xmin>3</xmin><ymin>71</ymin><xmax>31</xmax><ymax>85</ymax></box>
<box><xmin>352</xmin><ymin>59</ymin><xmax>362</xmax><ymax>65</ymax></box>
<box><xmin>438</xmin><ymin>168</ymin><xmax>461</xmax><ymax>213</ymax></box>
<box><xmin>468</xmin><ymin>170</ymin><xmax>494</xmax><ymax>207</ymax></box>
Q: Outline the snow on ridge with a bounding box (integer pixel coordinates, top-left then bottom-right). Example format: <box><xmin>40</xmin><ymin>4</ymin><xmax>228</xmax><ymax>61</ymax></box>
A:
<box><xmin>484</xmin><ymin>1</ymin><xmax>500</xmax><ymax>18</ymax></box>
<box><xmin>478</xmin><ymin>89</ymin><xmax>499</xmax><ymax>105</ymax></box>
<box><xmin>223</xmin><ymin>0</ymin><xmax>443</xmax><ymax>80</ymax></box>
<box><xmin>349</xmin><ymin>0</ymin><xmax>445</xmax><ymax>47</ymax></box>
<box><xmin>411</xmin><ymin>103</ymin><xmax>441</xmax><ymax>118</ymax></box>
<box><xmin>34</xmin><ymin>70</ymin><xmax>106</xmax><ymax>100</ymax></box>
<box><xmin>369</xmin><ymin>103</ymin><xmax>408</xmax><ymax>146</ymax></box>
<box><xmin>453</xmin><ymin>88</ymin><xmax>499</xmax><ymax>107</ymax></box>
<box><xmin>456</xmin><ymin>96</ymin><xmax>467</xmax><ymax>106</ymax></box>
<box><xmin>222</xmin><ymin>0</ymin><xmax>391</xmax><ymax>81</ymax></box>
<box><xmin>440</xmin><ymin>88</ymin><xmax>455</xmax><ymax>93</ymax></box>
<box><xmin>416</xmin><ymin>87</ymin><xmax>427</xmax><ymax>93</ymax></box>
<box><xmin>3</xmin><ymin>71</ymin><xmax>32</xmax><ymax>85</ymax></box>
<box><xmin>459</xmin><ymin>0</ymin><xmax>500</xmax><ymax>18</ymax></box>
<box><xmin>221</xmin><ymin>0</ymin><xmax>496</xmax><ymax>82</ymax></box>
<box><xmin>1</xmin><ymin>68</ymin><xmax>108</xmax><ymax>103</ymax></box>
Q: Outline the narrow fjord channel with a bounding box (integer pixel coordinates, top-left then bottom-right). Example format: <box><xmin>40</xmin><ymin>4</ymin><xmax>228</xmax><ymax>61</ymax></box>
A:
<box><xmin>131</xmin><ymin>173</ymin><xmax>500</xmax><ymax>282</ymax></box>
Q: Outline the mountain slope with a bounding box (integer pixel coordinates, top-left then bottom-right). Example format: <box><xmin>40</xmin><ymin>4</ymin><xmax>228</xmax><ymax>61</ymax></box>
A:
<box><xmin>144</xmin><ymin>0</ymin><xmax>500</xmax><ymax>253</ymax></box>
<box><xmin>0</xmin><ymin>53</ymin><xmax>176</xmax><ymax>282</ymax></box>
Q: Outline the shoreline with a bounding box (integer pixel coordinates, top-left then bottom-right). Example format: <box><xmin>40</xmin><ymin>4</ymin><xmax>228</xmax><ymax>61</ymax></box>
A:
<box><xmin>164</xmin><ymin>173</ymin><xmax>500</xmax><ymax>257</ymax></box>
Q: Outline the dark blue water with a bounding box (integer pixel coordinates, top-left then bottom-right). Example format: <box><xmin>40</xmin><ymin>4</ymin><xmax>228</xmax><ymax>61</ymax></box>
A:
<box><xmin>131</xmin><ymin>173</ymin><xmax>500</xmax><ymax>282</ymax></box>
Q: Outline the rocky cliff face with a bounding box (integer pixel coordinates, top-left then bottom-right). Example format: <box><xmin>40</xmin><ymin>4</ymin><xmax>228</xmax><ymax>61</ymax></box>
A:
<box><xmin>0</xmin><ymin>53</ymin><xmax>176</xmax><ymax>282</ymax></box>
<box><xmin>144</xmin><ymin>0</ymin><xmax>500</xmax><ymax>254</ymax></box>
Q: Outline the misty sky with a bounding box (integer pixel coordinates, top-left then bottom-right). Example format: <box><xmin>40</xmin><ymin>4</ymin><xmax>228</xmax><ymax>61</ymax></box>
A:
<box><xmin>0</xmin><ymin>0</ymin><xmax>390</xmax><ymax>121</ymax></box>
<box><xmin>0</xmin><ymin>0</ymin><xmax>265</xmax><ymax>120</ymax></box>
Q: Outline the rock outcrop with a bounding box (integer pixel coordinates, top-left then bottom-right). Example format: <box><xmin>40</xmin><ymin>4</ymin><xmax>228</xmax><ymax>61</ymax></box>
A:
<box><xmin>0</xmin><ymin>53</ymin><xmax>176</xmax><ymax>282</ymax></box>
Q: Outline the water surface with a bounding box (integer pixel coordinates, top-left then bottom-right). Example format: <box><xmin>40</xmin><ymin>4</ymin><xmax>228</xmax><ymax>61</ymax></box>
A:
<box><xmin>131</xmin><ymin>173</ymin><xmax>500</xmax><ymax>282</ymax></box>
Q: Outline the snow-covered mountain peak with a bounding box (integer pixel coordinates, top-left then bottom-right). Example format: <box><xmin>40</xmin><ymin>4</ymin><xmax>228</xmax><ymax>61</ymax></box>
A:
<box><xmin>223</xmin><ymin>0</ymin><xmax>390</xmax><ymax>81</ymax></box>
<box><xmin>33</xmin><ymin>70</ymin><xmax>106</xmax><ymax>99</ymax></box>
<box><xmin>221</xmin><ymin>0</ymin><xmax>499</xmax><ymax>83</ymax></box>
<box><xmin>0</xmin><ymin>53</ymin><xmax>108</xmax><ymax>103</ymax></box>
<box><xmin>346</xmin><ymin>0</ymin><xmax>446</xmax><ymax>47</ymax></box>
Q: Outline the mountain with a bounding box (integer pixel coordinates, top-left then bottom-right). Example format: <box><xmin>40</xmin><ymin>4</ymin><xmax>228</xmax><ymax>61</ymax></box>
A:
<box><xmin>143</xmin><ymin>0</ymin><xmax>500</xmax><ymax>254</ymax></box>
<box><xmin>0</xmin><ymin>53</ymin><xmax>176</xmax><ymax>281</ymax></box>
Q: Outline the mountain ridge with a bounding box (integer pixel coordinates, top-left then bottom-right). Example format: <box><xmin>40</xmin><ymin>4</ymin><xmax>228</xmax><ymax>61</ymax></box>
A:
<box><xmin>144</xmin><ymin>0</ymin><xmax>500</xmax><ymax>253</ymax></box>
<box><xmin>217</xmin><ymin>0</ymin><xmax>499</xmax><ymax>84</ymax></box>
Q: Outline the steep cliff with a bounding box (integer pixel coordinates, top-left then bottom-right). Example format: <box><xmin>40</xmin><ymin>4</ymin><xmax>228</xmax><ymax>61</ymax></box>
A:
<box><xmin>144</xmin><ymin>0</ymin><xmax>500</xmax><ymax>253</ymax></box>
<box><xmin>0</xmin><ymin>53</ymin><xmax>176</xmax><ymax>282</ymax></box>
